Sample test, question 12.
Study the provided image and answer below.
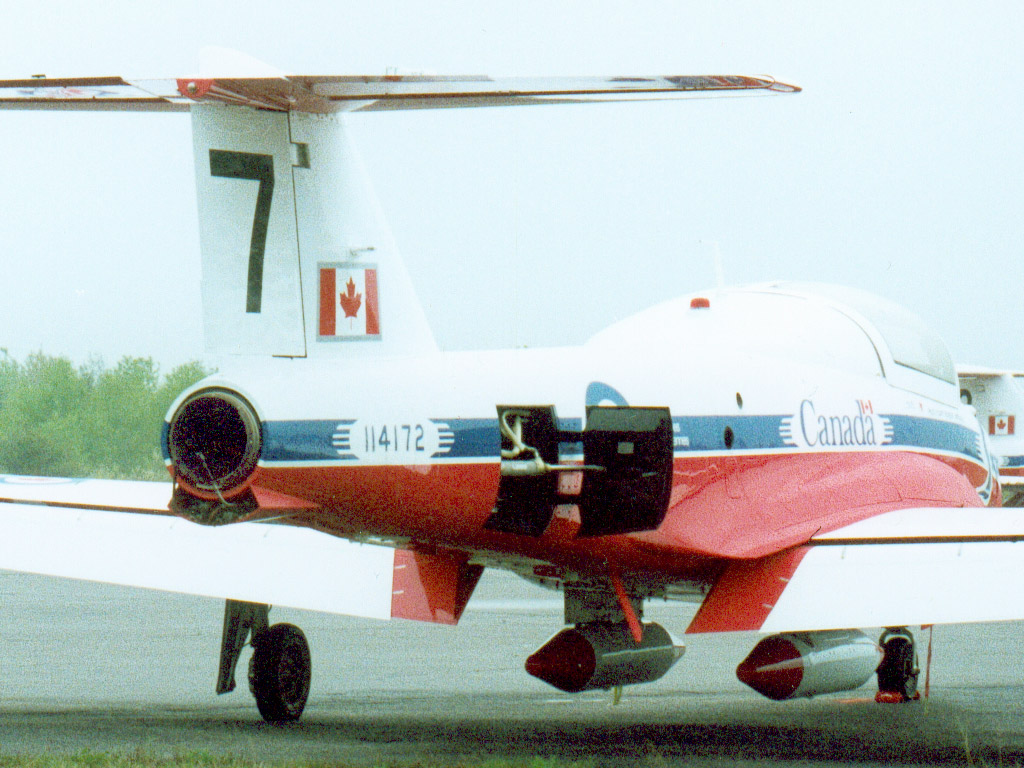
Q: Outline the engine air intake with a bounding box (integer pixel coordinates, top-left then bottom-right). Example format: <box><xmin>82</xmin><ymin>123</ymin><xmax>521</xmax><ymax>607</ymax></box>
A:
<box><xmin>167</xmin><ymin>388</ymin><xmax>262</xmax><ymax>496</ymax></box>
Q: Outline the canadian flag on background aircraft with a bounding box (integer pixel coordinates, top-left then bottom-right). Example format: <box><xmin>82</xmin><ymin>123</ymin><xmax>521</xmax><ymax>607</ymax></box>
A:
<box><xmin>318</xmin><ymin>263</ymin><xmax>380</xmax><ymax>339</ymax></box>
<box><xmin>989</xmin><ymin>415</ymin><xmax>1015</xmax><ymax>436</ymax></box>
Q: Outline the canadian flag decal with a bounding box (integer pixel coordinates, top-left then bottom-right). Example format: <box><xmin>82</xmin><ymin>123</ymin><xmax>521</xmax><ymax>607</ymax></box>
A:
<box><xmin>989</xmin><ymin>415</ymin><xmax>1015</xmax><ymax>436</ymax></box>
<box><xmin>318</xmin><ymin>263</ymin><xmax>380</xmax><ymax>340</ymax></box>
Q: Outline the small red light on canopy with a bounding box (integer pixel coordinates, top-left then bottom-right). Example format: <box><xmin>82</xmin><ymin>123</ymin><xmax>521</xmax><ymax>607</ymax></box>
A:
<box><xmin>690</xmin><ymin>297</ymin><xmax>711</xmax><ymax>309</ymax></box>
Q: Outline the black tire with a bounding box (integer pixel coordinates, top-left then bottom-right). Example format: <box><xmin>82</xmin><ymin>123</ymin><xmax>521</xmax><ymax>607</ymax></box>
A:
<box><xmin>877</xmin><ymin>635</ymin><xmax>918</xmax><ymax>699</ymax></box>
<box><xmin>248</xmin><ymin>623</ymin><xmax>311</xmax><ymax>722</ymax></box>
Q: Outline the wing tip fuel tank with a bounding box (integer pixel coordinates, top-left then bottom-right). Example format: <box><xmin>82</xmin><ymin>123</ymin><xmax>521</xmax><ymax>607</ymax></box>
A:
<box><xmin>525</xmin><ymin>622</ymin><xmax>684</xmax><ymax>693</ymax></box>
<box><xmin>737</xmin><ymin>630</ymin><xmax>882</xmax><ymax>700</ymax></box>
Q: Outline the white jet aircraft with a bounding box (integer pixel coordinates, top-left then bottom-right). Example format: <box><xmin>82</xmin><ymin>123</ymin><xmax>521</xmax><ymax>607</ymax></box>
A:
<box><xmin>2</xmin><ymin>68</ymin><xmax>1022</xmax><ymax>723</ymax></box>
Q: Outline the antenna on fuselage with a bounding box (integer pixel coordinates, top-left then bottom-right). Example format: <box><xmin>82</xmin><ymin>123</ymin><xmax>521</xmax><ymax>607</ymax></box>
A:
<box><xmin>700</xmin><ymin>240</ymin><xmax>726</xmax><ymax>291</ymax></box>
<box><xmin>712</xmin><ymin>241</ymin><xmax>725</xmax><ymax>290</ymax></box>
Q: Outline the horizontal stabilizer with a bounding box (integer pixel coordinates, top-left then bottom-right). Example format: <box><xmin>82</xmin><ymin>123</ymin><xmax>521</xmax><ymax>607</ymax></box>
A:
<box><xmin>0</xmin><ymin>74</ymin><xmax>798</xmax><ymax>113</ymax></box>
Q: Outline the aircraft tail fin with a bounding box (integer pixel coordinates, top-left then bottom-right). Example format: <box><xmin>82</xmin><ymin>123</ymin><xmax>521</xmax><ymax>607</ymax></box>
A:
<box><xmin>958</xmin><ymin>367</ymin><xmax>1024</xmax><ymax>499</ymax></box>
<box><xmin>0</xmin><ymin>71</ymin><xmax>798</xmax><ymax>359</ymax></box>
<box><xmin>190</xmin><ymin>104</ymin><xmax>435</xmax><ymax>358</ymax></box>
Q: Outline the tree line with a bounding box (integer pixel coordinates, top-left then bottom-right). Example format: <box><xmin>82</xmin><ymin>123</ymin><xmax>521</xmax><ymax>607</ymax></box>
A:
<box><xmin>0</xmin><ymin>351</ymin><xmax>209</xmax><ymax>480</ymax></box>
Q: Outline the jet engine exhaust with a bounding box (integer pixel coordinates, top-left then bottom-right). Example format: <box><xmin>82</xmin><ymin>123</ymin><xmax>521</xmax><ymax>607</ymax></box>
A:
<box><xmin>525</xmin><ymin>621</ymin><xmax>684</xmax><ymax>693</ymax></box>
<box><xmin>167</xmin><ymin>388</ymin><xmax>262</xmax><ymax>498</ymax></box>
<box><xmin>737</xmin><ymin>629</ymin><xmax>882</xmax><ymax>700</ymax></box>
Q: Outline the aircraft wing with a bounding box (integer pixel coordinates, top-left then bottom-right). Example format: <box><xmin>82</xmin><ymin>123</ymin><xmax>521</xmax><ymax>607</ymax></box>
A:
<box><xmin>0</xmin><ymin>475</ymin><xmax>395</xmax><ymax>619</ymax></box>
<box><xmin>0</xmin><ymin>74</ymin><xmax>798</xmax><ymax>113</ymax></box>
<box><xmin>688</xmin><ymin>505</ymin><xmax>1024</xmax><ymax>634</ymax></box>
<box><xmin>12</xmin><ymin>475</ymin><xmax>1021</xmax><ymax>637</ymax></box>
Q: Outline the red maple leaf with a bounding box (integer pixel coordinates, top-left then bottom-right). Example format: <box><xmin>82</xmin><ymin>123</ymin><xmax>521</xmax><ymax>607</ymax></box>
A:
<box><xmin>998</xmin><ymin>418</ymin><xmax>1007</xmax><ymax>430</ymax></box>
<box><xmin>339</xmin><ymin>277</ymin><xmax>362</xmax><ymax>319</ymax></box>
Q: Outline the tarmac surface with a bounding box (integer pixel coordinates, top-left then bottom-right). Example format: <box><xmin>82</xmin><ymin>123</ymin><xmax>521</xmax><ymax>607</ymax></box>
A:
<box><xmin>3</xmin><ymin>568</ymin><xmax>1024</xmax><ymax>766</ymax></box>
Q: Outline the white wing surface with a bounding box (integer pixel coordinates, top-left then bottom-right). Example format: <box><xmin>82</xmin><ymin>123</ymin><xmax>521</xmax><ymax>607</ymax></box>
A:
<box><xmin>0</xmin><ymin>475</ymin><xmax>394</xmax><ymax>619</ymax></box>
<box><xmin>688</xmin><ymin>506</ymin><xmax>1024</xmax><ymax>634</ymax></box>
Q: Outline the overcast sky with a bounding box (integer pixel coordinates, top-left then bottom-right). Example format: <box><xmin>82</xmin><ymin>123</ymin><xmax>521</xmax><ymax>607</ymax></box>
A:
<box><xmin>2</xmin><ymin>1</ymin><xmax>1022</xmax><ymax>373</ymax></box>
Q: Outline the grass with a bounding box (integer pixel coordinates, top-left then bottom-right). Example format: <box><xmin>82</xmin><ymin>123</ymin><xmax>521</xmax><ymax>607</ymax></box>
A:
<box><xmin>0</xmin><ymin>752</ymin><xmax>593</xmax><ymax>768</ymax></box>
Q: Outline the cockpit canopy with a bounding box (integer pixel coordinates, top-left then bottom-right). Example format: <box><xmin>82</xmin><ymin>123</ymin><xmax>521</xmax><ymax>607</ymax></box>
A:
<box><xmin>588</xmin><ymin>281</ymin><xmax>958</xmax><ymax>401</ymax></box>
<box><xmin>767</xmin><ymin>282</ymin><xmax>957</xmax><ymax>386</ymax></box>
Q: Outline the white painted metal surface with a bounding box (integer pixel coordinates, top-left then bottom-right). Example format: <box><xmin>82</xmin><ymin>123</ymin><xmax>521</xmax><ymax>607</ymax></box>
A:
<box><xmin>289</xmin><ymin>111</ymin><xmax>437</xmax><ymax>357</ymax></box>
<box><xmin>763</xmin><ymin>539</ymin><xmax>1024</xmax><ymax>632</ymax></box>
<box><xmin>0</xmin><ymin>475</ymin><xmax>171</xmax><ymax>511</ymax></box>
<box><xmin>191</xmin><ymin>104</ymin><xmax>306</xmax><ymax>356</ymax></box>
<box><xmin>0</xmin><ymin>497</ymin><xmax>394</xmax><ymax>620</ymax></box>
<box><xmin>812</xmin><ymin>506</ymin><xmax>1024</xmax><ymax>541</ymax></box>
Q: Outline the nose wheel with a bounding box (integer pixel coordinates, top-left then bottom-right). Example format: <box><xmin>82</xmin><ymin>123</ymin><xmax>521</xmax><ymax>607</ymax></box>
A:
<box><xmin>248</xmin><ymin>623</ymin><xmax>312</xmax><ymax>722</ymax></box>
<box><xmin>875</xmin><ymin>628</ymin><xmax>920</xmax><ymax>703</ymax></box>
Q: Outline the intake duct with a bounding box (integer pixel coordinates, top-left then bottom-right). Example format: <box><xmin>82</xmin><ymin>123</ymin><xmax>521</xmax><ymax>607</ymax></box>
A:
<box><xmin>167</xmin><ymin>388</ymin><xmax>262</xmax><ymax>497</ymax></box>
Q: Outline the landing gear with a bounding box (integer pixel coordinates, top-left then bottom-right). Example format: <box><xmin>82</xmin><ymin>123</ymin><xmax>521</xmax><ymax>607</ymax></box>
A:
<box><xmin>248</xmin><ymin>623</ymin><xmax>311</xmax><ymax>723</ymax></box>
<box><xmin>876</xmin><ymin>627</ymin><xmax>920</xmax><ymax>702</ymax></box>
<box><xmin>216</xmin><ymin>600</ymin><xmax>312</xmax><ymax>723</ymax></box>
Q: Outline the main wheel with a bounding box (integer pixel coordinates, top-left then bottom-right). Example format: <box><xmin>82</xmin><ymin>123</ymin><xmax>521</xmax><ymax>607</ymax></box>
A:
<box><xmin>877</xmin><ymin>634</ymin><xmax>918</xmax><ymax>700</ymax></box>
<box><xmin>248</xmin><ymin>623</ymin><xmax>311</xmax><ymax>722</ymax></box>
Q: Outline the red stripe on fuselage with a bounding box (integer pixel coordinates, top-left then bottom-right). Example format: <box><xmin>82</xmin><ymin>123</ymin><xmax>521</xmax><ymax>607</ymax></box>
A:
<box><xmin>319</xmin><ymin>267</ymin><xmax>336</xmax><ymax>336</ymax></box>
<box><xmin>364</xmin><ymin>268</ymin><xmax>379</xmax><ymax>335</ymax></box>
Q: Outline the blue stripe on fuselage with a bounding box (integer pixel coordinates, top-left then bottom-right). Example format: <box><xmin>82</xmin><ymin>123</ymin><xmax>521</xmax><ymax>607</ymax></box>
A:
<box><xmin>884</xmin><ymin>415</ymin><xmax>982</xmax><ymax>460</ymax></box>
<box><xmin>255</xmin><ymin>413</ymin><xmax>983</xmax><ymax>465</ymax></box>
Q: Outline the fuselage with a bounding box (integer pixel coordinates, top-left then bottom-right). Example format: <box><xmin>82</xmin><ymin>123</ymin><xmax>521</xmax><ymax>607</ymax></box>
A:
<box><xmin>165</xmin><ymin>283</ymin><xmax>995</xmax><ymax>596</ymax></box>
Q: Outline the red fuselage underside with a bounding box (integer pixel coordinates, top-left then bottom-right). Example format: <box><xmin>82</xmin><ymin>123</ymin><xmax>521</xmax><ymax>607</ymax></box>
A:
<box><xmin>250</xmin><ymin>449</ymin><xmax>986</xmax><ymax>585</ymax></box>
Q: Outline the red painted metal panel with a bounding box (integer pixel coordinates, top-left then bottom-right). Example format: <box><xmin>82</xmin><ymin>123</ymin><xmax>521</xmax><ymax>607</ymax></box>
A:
<box><xmin>318</xmin><ymin>267</ymin><xmax>335</xmax><ymax>336</ymax></box>
<box><xmin>686</xmin><ymin>547</ymin><xmax>810</xmax><ymax>633</ymax></box>
<box><xmin>390</xmin><ymin>549</ymin><xmax>482</xmax><ymax>625</ymax></box>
